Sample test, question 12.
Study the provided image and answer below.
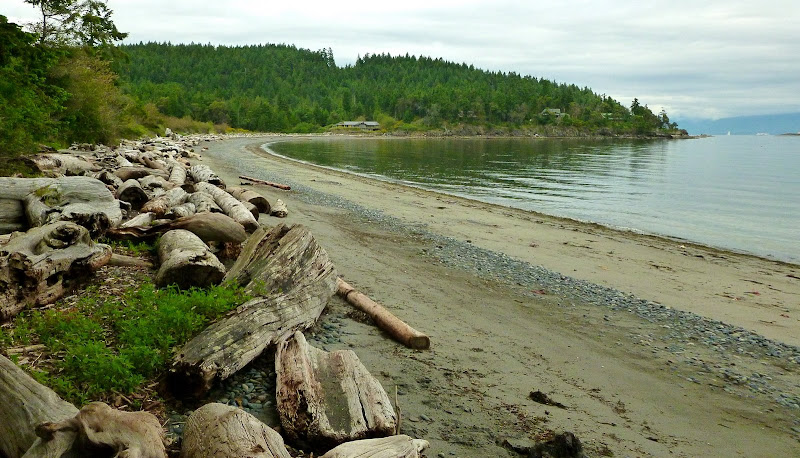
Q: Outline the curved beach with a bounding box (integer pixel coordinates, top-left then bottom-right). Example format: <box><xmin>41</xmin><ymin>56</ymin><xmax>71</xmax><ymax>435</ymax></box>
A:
<box><xmin>201</xmin><ymin>135</ymin><xmax>800</xmax><ymax>457</ymax></box>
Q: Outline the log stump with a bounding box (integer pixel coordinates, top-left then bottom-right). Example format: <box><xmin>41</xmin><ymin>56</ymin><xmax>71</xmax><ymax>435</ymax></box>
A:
<box><xmin>320</xmin><ymin>435</ymin><xmax>430</xmax><ymax>458</ymax></box>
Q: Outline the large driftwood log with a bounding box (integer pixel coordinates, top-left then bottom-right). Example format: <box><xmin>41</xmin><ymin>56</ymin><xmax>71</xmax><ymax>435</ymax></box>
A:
<box><xmin>109</xmin><ymin>212</ymin><xmax>247</xmax><ymax>244</ymax></box>
<box><xmin>155</xmin><ymin>229</ymin><xmax>225</xmax><ymax>289</ymax></box>
<box><xmin>276</xmin><ymin>332</ymin><xmax>397</xmax><ymax>448</ymax></box>
<box><xmin>181</xmin><ymin>403</ymin><xmax>291</xmax><ymax>458</ymax></box>
<box><xmin>34</xmin><ymin>402</ymin><xmax>166</xmax><ymax>458</ymax></box>
<box><xmin>141</xmin><ymin>187</ymin><xmax>188</xmax><ymax>217</ymax></box>
<box><xmin>270</xmin><ymin>199</ymin><xmax>288</xmax><ymax>218</ymax></box>
<box><xmin>0</xmin><ymin>354</ymin><xmax>78</xmax><ymax>458</ymax></box>
<box><xmin>336</xmin><ymin>279</ymin><xmax>430</xmax><ymax>350</ymax></box>
<box><xmin>0</xmin><ymin>177</ymin><xmax>123</xmax><ymax>236</ymax></box>
<box><xmin>117</xmin><ymin>179</ymin><xmax>149</xmax><ymax>209</ymax></box>
<box><xmin>120</xmin><ymin>212</ymin><xmax>155</xmax><ymax>228</ymax></box>
<box><xmin>167</xmin><ymin>160</ymin><xmax>187</xmax><ymax>186</ymax></box>
<box><xmin>188</xmin><ymin>164</ymin><xmax>224</xmax><ymax>187</ymax></box>
<box><xmin>165</xmin><ymin>202</ymin><xmax>196</xmax><ymax>219</ymax></box>
<box><xmin>187</xmin><ymin>191</ymin><xmax>222</xmax><ymax>213</ymax></box>
<box><xmin>0</xmin><ymin>222</ymin><xmax>112</xmax><ymax>321</ymax></box>
<box><xmin>228</xmin><ymin>186</ymin><xmax>271</xmax><ymax>214</ymax></box>
<box><xmin>114</xmin><ymin>166</ymin><xmax>169</xmax><ymax>181</ymax></box>
<box><xmin>29</xmin><ymin>153</ymin><xmax>99</xmax><ymax>176</ymax></box>
<box><xmin>170</xmin><ymin>224</ymin><xmax>337</xmax><ymax>396</ymax></box>
<box><xmin>320</xmin><ymin>435</ymin><xmax>430</xmax><ymax>458</ymax></box>
<box><xmin>1</xmin><ymin>198</ymin><xmax>26</xmax><ymax>234</ymax></box>
<box><xmin>239</xmin><ymin>175</ymin><xmax>291</xmax><ymax>191</ymax></box>
<box><xmin>195</xmin><ymin>182</ymin><xmax>259</xmax><ymax>232</ymax></box>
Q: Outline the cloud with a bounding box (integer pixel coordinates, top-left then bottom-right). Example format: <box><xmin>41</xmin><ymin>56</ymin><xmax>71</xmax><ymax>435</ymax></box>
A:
<box><xmin>4</xmin><ymin>0</ymin><xmax>799</xmax><ymax>119</ymax></box>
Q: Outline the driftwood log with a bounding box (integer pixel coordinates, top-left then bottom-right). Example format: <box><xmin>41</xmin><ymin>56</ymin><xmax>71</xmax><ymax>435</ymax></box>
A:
<box><xmin>187</xmin><ymin>191</ymin><xmax>222</xmax><ymax>214</ymax></box>
<box><xmin>167</xmin><ymin>160</ymin><xmax>187</xmax><ymax>186</ymax></box>
<box><xmin>117</xmin><ymin>179</ymin><xmax>149</xmax><ymax>209</ymax></box>
<box><xmin>141</xmin><ymin>187</ymin><xmax>188</xmax><ymax>217</ymax></box>
<box><xmin>170</xmin><ymin>224</ymin><xmax>337</xmax><ymax>396</ymax></box>
<box><xmin>270</xmin><ymin>199</ymin><xmax>288</xmax><ymax>218</ymax></box>
<box><xmin>0</xmin><ymin>354</ymin><xmax>78</xmax><ymax>458</ymax></box>
<box><xmin>0</xmin><ymin>176</ymin><xmax>123</xmax><ymax>236</ymax></box>
<box><xmin>181</xmin><ymin>403</ymin><xmax>291</xmax><ymax>458</ymax></box>
<box><xmin>0</xmin><ymin>222</ymin><xmax>112</xmax><ymax>321</ymax></box>
<box><xmin>188</xmin><ymin>164</ymin><xmax>224</xmax><ymax>187</ymax></box>
<box><xmin>228</xmin><ymin>186</ymin><xmax>271</xmax><ymax>214</ymax></box>
<box><xmin>336</xmin><ymin>279</ymin><xmax>430</xmax><ymax>350</ymax></box>
<box><xmin>240</xmin><ymin>175</ymin><xmax>291</xmax><ymax>190</ymax></box>
<box><xmin>109</xmin><ymin>212</ymin><xmax>247</xmax><ymax>244</ymax></box>
<box><xmin>155</xmin><ymin>229</ymin><xmax>225</xmax><ymax>289</ymax></box>
<box><xmin>195</xmin><ymin>182</ymin><xmax>259</xmax><ymax>232</ymax></box>
<box><xmin>29</xmin><ymin>153</ymin><xmax>99</xmax><ymax>176</ymax></box>
<box><xmin>276</xmin><ymin>331</ymin><xmax>397</xmax><ymax>448</ymax></box>
<box><xmin>320</xmin><ymin>435</ymin><xmax>430</xmax><ymax>458</ymax></box>
<box><xmin>120</xmin><ymin>212</ymin><xmax>155</xmax><ymax>228</ymax></box>
<box><xmin>165</xmin><ymin>202</ymin><xmax>197</xmax><ymax>219</ymax></box>
<box><xmin>115</xmin><ymin>166</ymin><xmax>168</xmax><ymax>181</ymax></box>
<box><xmin>0</xmin><ymin>198</ymin><xmax>26</xmax><ymax>234</ymax></box>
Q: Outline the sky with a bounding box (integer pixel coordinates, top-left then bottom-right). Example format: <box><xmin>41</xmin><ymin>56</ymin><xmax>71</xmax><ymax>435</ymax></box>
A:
<box><xmin>5</xmin><ymin>0</ymin><xmax>799</xmax><ymax>120</ymax></box>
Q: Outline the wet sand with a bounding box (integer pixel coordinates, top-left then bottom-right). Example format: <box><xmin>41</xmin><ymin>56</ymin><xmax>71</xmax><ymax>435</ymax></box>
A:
<box><xmin>201</xmin><ymin>135</ymin><xmax>800</xmax><ymax>457</ymax></box>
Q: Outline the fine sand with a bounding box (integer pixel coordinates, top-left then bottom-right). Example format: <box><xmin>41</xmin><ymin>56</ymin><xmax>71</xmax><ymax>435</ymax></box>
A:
<box><xmin>201</xmin><ymin>135</ymin><xmax>800</xmax><ymax>457</ymax></box>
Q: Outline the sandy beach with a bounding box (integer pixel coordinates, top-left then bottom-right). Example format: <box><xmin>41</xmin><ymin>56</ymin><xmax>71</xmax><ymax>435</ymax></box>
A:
<box><xmin>199</xmin><ymin>135</ymin><xmax>799</xmax><ymax>457</ymax></box>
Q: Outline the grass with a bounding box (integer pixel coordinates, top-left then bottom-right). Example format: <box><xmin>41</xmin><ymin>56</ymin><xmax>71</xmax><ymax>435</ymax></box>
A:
<box><xmin>0</xmin><ymin>282</ymin><xmax>250</xmax><ymax>405</ymax></box>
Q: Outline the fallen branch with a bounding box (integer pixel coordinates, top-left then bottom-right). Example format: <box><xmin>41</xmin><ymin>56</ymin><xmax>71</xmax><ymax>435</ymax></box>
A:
<box><xmin>239</xmin><ymin>175</ymin><xmax>291</xmax><ymax>190</ymax></box>
<box><xmin>336</xmin><ymin>278</ymin><xmax>430</xmax><ymax>350</ymax></box>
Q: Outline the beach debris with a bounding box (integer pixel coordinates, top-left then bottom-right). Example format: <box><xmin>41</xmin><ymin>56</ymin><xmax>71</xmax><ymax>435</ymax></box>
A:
<box><xmin>155</xmin><ymin>229</ymin><xmax>226</xmax><ymax>289</ymax></box>
<box><xmin>181</xmin><ymin>403</ymin><xmax>290</xmax><ymax>458</ymax></box>
<box><xmin>271</xmin><ymin>198</ymin><xmax>289</xmax><ymax>218</ymax></box>
<box><xmin>276</xmin><ymin>331</ymin><xmax>397</xmax><ymax>449</ymax></box>
<box><xmin>337</xmin><ymin>278</ymin><xmax>430</xmax><ymax>350</ymax></box>
<box><xmin>320</xmin><ymin>435</ymin><xmax>429</xmax><ymax>458</ymax></box>
<box><xmin>239</xmin><ymin>174</ymin><xmax>292</xmax><ymax>190</ymax></box>
<box><xmin>227</xmin><ymin>186</ymin><xmax>271</xmax><ymax>214</ymax></box>
<box><xmin>529</xmin><ymin>390</ymin><xmax>567</xmax><ymax>409</ymax></box>
<box><xmin>108</xmin><ymin>212</ymin><xmax>248</xmax><ymax>244</ymax></box>
<box><xmin>188</xmin><ymin>164</ymin><xmax>225</xmax><ymax>187</ymax></box>
<box><xmin>195</xmin><ymin>182</ymin><xmax>260</xmax><ymax>232</ymax></box>
<box><xmin>501</xmin><ymin>431</ymin><xmax>585</xmax><ymax>458</ymax></box>
<box><xmin>170</xmin><ymin>224</ymin><xmax>337</xmax><ymax>397</ymax></box>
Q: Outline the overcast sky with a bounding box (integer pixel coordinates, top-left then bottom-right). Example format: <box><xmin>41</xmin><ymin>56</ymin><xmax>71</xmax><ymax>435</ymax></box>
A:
<box><xmin>5</xmin><ymin>0</ymin><xmax>799</xmax><ymax>120</ymax></box>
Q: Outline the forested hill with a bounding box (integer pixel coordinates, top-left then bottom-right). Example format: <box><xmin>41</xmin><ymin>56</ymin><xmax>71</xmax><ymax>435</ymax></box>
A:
<box><xmin>117</xmin><ymin>42</ymin><xmax>680</xmax><ymax>135</ymax></box>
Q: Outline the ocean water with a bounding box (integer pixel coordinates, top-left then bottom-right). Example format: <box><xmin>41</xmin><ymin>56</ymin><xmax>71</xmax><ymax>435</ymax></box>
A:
<box><xmin>268</xmin><ymin>136</ymin><xmax>800</xmax><ymax>263</ymax></box>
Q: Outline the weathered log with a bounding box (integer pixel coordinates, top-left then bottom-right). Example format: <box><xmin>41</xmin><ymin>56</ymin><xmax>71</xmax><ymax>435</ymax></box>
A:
<box><xmin>141</xmin><ymin>187</ymin><xmax>188</xmax><ymax>217</ymax></box>
<box><xmin>120</xmin><ymin>211</ymin><xmax>155</xmax><ymax>228</ymax></box>
<box><xmin>188</xmin><ymin>164</ymin><xmax>224</xmax><ymax>187</ymax></box>
<box><xmin>93</xmin><ymin>170</ymin><xmax>124</xmax><ymax>189</ymax></box>
<box><xmin>0</xmin><ymin>354</ymin><xmax>79</xmax><ymax>458</ymax></box>
<box><xmin>0</xmin><ymin>198</ymin><xmax>26</xmax><ymax>234</ymax></box>
<box><xmin>170</xmin><ymin>224</ymin><xmax>337</xmax><ymax>397</ymax></box>
<box><xmin>195</xmin><ymin>182</ymin><xmax>259</xmax><ymax>232</ymax></box>
<box><xmin>0</xmin><ymin>177</ymin><xmax>123</xmax><ymax>236</ymax></box>
<box><xmin>242</xmin><ymin>200</ymin><xmax>259</xmax><ymax>219</ymax></box>
<box><xmin>276</xmin><ymin>331</ymin><xmax>397</xmax><ymax>448</ymax></box>
<box><xmin>109</xmin><ymin>253</ymin><xmax>154</xmax><ymax>269</ymax></box>
<box><xmin>29</xmin><ymin>153</ymin><xmax>99</xmax><ymax>175</ymax></box>
<box><xmin>117</xmin><ymin>179</ymin><xmax>149</xmax><ymax>209</ymax></box>
<box><xmin>139</xmin><ymin>175</ymin><xmax>176</xmax><ymax>192</ymax></box>
<box><xmin>165</xmin><ymin>202</ymin><xmax>196</xmax><ymax>219</ymax></box>
<box><xmin>239</xmin><ymin>175</ymin><xmax>291</xmax><ymax>190</ymax></box>
<box><xmin>270</xmin><ymin>199</ymin><xmax>288</xmax><ymax>218</ymax></box>
<box><xmin>167</xmin><ymin>160</ymin><xmax>187</xmax><ymax>186</ymax></box>
<box><xmin>228</xmin><ymin>186</ymin><xmax>271</xmax><ymax>214</ymax></box>
<box><xmin>180</xmin><ymin>403</ymin><xmax>291</xmax><ymax>458</ymax></box>
<box><xmin>187</xmin><ymin>191</ymin><xmax>223</xmax><ymax>213</ymax></box>
<box><xmin>34</xmin><ymin>402</ymin><xmax>166</xmax><ymax>458</ymax></box>
<box><xmin>336</xmin><ymin>279</ymin><xmax>430</xmax><ymax>350</ymax></box>
<box><xmin>155</xmin><ymin>229</ymin><xmax>225</xmax><ymax>289</ymax></box>
<box><xmin>140</xmin><ymin>154</ymin><xmax>168</xmax><ymax>171</ymax></box>
<box><xmin>114</xmin><ymin>166</ymin><xmax>168</xmax><ymax>181</ymax></box>
<box><xmin>0</xmin><ymin>222</ymin><xmax>112</xmax><ymax>320</ymax></box>
<box><xmin>320</xmin><ymin>435</ymin><xmax>430</xmax><ymax>458</ymax></box>
<box><xmin>109</xmin><ymin>212</ymin><xmax>247</xmax><ymax>244</ymax></box>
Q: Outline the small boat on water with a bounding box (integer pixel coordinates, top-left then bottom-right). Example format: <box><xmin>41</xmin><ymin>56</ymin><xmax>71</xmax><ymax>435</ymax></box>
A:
<box><xmin>756</xmin><ymin>132</ymin><xmax>769</xmax><ymax>136</ymax></box>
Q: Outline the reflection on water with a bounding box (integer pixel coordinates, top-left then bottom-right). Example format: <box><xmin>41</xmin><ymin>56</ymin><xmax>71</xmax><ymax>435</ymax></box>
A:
<box><xmin>269</xmin><ymin>136</ymin><xmax>800</xmax><ymax>263</ymax></box>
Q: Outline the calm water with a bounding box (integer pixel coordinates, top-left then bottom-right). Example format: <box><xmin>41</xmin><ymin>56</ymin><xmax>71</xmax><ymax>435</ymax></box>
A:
<box><xmin>269</xmin><ymin>136</ymin><xmax>800</xmax><ymax>263</ymax></box>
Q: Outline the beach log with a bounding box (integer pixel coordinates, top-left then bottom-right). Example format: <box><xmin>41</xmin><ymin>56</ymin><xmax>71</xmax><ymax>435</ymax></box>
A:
<box><xmin>155</xmin><ymin>229</ymin><xmax>225</xmax><ymax>289</ymax></box>
<box><xmin>187</xmin><ymin>191</ymin><xmax>223</xmax><ymax>214</ymax></box>
<box><xmin>195</xmin><ymin>182</ymin><xmax>259</xmax><ymax>232</ymax></box>
<box><xmin>188</xmin><ymin>164</ymin><xmax>224</xmax><ymax>187</ymax></box>
<box><xmin>117</xmin><ymin>179</ymin><xmax>149</xmax><ymax>209</ymax></box>
<box><xmin>115</xmin><ymin>166</ymin><xmax>169</xmax><ymax>181</ymax></box>
<box><xmin>167</xmin><ymin>160</ymin><xmax>187</xmax><ymax>186</ymax></box>
<box><xmin>139</xmin><ymin>175</ymin><xmax>176</xmax><ymax>192</ymax></box>
<box><xmin>109</xmin><ymin>212</ymin><xmax>247</xmax><ymax>244</ymax></box>
<box><xmin>180</xmin><ymin>403</ymin><xmax>291</xmax><ymax>458</ymax></box>
<box><xmin>170</xmin><ymin>224</ymin><xmax>337</xmax><ymax>397</ymax></box>
<box><xmin>228</xmin><ymin>186</ymin><xmax>271</xmax><ymax>214</ymax></box>
<box><xmin>141</xmin><ymin>187</ymin><xmax>188</xmax><ymax>217</ymax></box>
<box><xmin>320</xmin><ymin>435</ymin><xmax>430</xmax><ymax>458</ymax></box>
<box><xmin>336</xmin><ymin>278</ymin><xmax>430</xmax><ymax>350</ymax></box>
<box><xmin>0</xmin><ymin>222</ymin><xmax>112</xmax><ymax>321</ymax></box>
<box><xmin>239</xmin><ymin>175</ymin><xmax>291</xmax><ymax>190</ymax></box>
<box><xmin>1</xmin><ymin>198</ymin><xmax>26</xmax><ymax>234</ymax></box>
<box><xmin>0</xmin><ymin>354</ymin><xmax>79</xmax><ymax>458</ymax></box>
<box><xmin>165</xmin><ymin>202</ymin><xmax>197</xmax><ymax>219</ymax></box>
<box><xmin>93</xmin><ymin>170</ymin><xmax>124</xmax><ymax>189</ymax></box>
<box><xmin>109</xmin><ymin>253</ymin><xmax>154</xmax><ymax>269</ymax></box>
<box><xmin>270</xmin><ymin>199</ymin><xmax>288</xmax><ymax>218</ymax></box>
<box><xmin>276</xmin><ymin>331</ymin><xmax>397</xmax><ymax>448</ymax></box>
<box><xmin>242</xmin><ymin>200</ymin><xmax>259</xmax><ymax>219</ymax></box>
<box><xmin>120</xmin><ymin>211</ymin><xmax>155</xmax><ymax>228</ymax></box>
<box><xmin>29</xmin><ymin>153</ymin><xmax>99</xmax><ymax>176</ymax></box>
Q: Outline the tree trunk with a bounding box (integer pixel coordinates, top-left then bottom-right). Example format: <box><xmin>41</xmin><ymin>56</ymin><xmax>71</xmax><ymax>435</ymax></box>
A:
<box><xmin>170</xmin><ymin>224</ymin><xmax>337</xmax><ymax>397</ymax></box>
<box><xmin>167</xmin><ymin>160</ymin><xmax>187</xmax><ymax>186</ymax></box>
<box><xmin>120</xmin><ymin>212</ymin><xmax>155</xmax><ymax>228</ymax></box>
<box><xmin>320</xmin><ymin>435</ymin><xmax>430</xmax><ymax>458</ymax></box>
<box><xmin>0</xmin><ymin>354</ymin><xmax>79</xmax><ymax>458</ymax></box>
<box><xmin>114</xmin><ymin>166</ymin><xmax>169</xmax><ymax>181</ymax></box>
<box><xmin>0</xmin><ymin>222</ymin><xmax>112</xmax><ymax>321</ymax></box>
<box><xmin>117</xmin><ymin>179</ymin><xmax>149</xmax><ymax>209</ymax></box>
<box><xmin>0</xmin><ymin>198</ymin><xmax>26</xmax><ymax>234</ymax></box>
<box><xmin>239</xmin><ymin>175</ymin><xmax>291</xmax><ymax>190</ymax></box>
<box><xmin>270</xmin><ymin>199</ymin><xmax>288</xmax><ymax>218</ymax></box>
<box><xmin>188</xmin><ymin>164</ymin><xmax>224</xmax><ymax>187</ymax></box>
<box><xmin>336</xmin><ymin>279</ymin><xmax>430</xmax><ymax>350</ymax></box>
<box><xmin>187</xmin><ymin>192</ymin><xmax>223</xmax><ymax>214</ymax></box>
<box><xmin>141</xmin><ymin>187</ymin><xmax>188</xmax><ymax>217</ymax></box>
<box><xmin>195</xmin><ymin>182</ymin><xmax>259</xmax><ymax>232</ymax></box>
<box><xmin>165</xmin><ymin>202</ymin><xmax>196</xmax><ymax>219</ymax></box>
<box><xmin>29</xmin><ymin>153</ymin><xmax>99</xmax><ymax>176</ymax></box>
<box><xmin>276</xmin><ymin>332</ymin><xmax>397</xmax><ymax>449</ymax></box>
<box><xmin>109</xmin><ymin>212</ymin><xmax>248</xmax><ymax>244</ymax></box>
<box><xmin>155</xmin><ymin>229</ymin><xmax>225</xmax><ymax>289</ymax></box>
<box><xmin>180</xmin><ymin>403</ymin><xmax>291</xmax><ymax>458</ymax></box>
<box><xmin>227</xmin><ymin>186</ymin><xmax>271</xmax><ymax>214</ymax></box>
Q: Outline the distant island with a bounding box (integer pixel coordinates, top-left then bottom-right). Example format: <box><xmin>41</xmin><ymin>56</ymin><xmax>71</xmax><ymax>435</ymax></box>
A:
<box><xmin>676</xmin><ymin>112</ymin><xmax>800</xmax><ymax>136</ymax></box>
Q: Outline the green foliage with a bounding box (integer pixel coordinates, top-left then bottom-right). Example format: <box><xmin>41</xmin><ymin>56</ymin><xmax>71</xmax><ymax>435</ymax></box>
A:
<box><xmin>1</xmin><ymin>282</ymin><xmax>250</xmax><ymax>404</ymax></box>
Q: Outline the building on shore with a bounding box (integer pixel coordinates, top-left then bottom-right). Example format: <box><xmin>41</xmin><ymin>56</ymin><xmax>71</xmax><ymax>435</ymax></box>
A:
<box><xmin>335</xmin><ymin>121</ymin><xmax>381</xmax><ymax>131</ymax></box>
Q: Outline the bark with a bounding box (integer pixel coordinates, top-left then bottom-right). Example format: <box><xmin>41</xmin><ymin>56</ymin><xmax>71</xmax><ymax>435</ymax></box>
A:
<box><xmin>276</xmin><ymin>332</ymin><xmax>397</xmax><ymax>448</ymax></box>
<box><xmin>336</xmin><ymin>279</ymin><xmax>430</xmax><ymax>350</ymax></box>
<box><xmin>242</xmin><ymin>200</ymin><xmax>259</xmax><ymax>220</ymax></box>
<box><xmin>165</xmin><ymin>202</ymin><xmax>196</xmax><ymax>219</ymax></box>
<box><xmin>0</xmin><ymin>177</ymin><xmax>123</xmax><ymax>236</ymax></box>
<box><xmin>120</xmin><ymin>212</ymin><xmax>155</xmax><ymax>228</ymax></box>
<box><xmin>109</xmin><ymin>212</ymin><xmax>248</xmax><ymax>244</ymax></box>
<box><xmin>114</xmin><ymin>166</ymin><xmax>169</xmax><ymax>181</ymax></box>
<box><xmin>188</xmin><ymin>164</ymin><xmax>224</xmax><ymax>187</ymax></box>
<box><xmin>239</xmin><ymin>175</ymin><xmax>292</xmax><ymax>190</ymax></box>
<box><xmin>320</xmin><ymin>435</ymin><xmax>430</xmax><ymax>458</ymax></box>
<box><xmin>141</xmin><ymin>187</ymin><xmax>188</xmax><ymax>217</ymax></box>
<box><xmin>117</xmin><ymin>179</ymin><xmax>149</xmax><ymax>209</ymax></box>
<box><xmin>0</xmin><ymin>354</ymin><xmax>79</xmax><ymax>458</ymax></box>
<box><xmin>139</xmin><ymin>175</ymin><xmax>176</xmax><ymax>192</ymax></box>
<box><xmin>195</xmin><ymin>182</ymin><xmax>259</xmax><ymax>232</ymax></box>
<box><xmin>170</xmin><ymin>224</ymin><xmax>337</xmax><ymax>397</ymax></box>
<box><xmin>29</xmin><ymin>153</ymin><xmax>99</xmax><ymax>176</ymax></box>
<box><xmin>93</xmin><ymin>170</ymin><xmax>124</xmax><ymax>189</ymax></box>
<box><xmin>0</xmin><ymin>198</ymin><xmax>26</xmax><ymax>234</ymax></box>
<box><xmin>187</xmin><ymin>192</ymin><xmax>223</xmax><ymax>214</ymax></box>
<box><xmin>155</xmin><ymin>229</ymin><xmax>226</xmax><ymax>289</ymax></box>
<box><xmin>167</xmin><ymin>160</ymin><xmax>187</xmax><ymax>186</ymax></box>
<box><xmin>180</xmin><ymin>403</ymin><xmax>291</xmax><ymax>458</ymax></box>
<box><xmin>227</xmin><ymin>186</ymin><xmax>271</xmax><ymax>214</ymax></box>
<box><xmin>270</xmin><ymin>199</ymin><xmax>288</xmax><ymax>218</ymax></box>
<box><xmin>0</xmin><ymin>222</ymin><xmax>112</xmax><ymax>321</ymax></box>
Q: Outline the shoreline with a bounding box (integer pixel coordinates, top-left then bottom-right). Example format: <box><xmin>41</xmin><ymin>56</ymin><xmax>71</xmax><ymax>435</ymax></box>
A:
<box><xmin>197</xmin><ymin>135</ymin><xmax>800</xmax><ymax>456</ymax></box>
